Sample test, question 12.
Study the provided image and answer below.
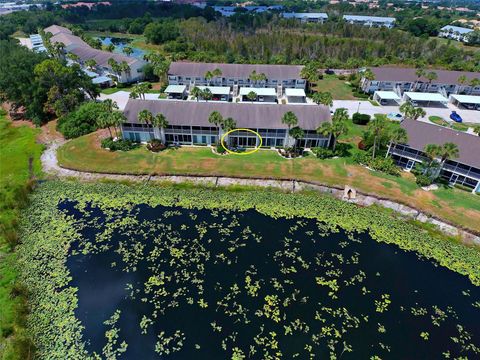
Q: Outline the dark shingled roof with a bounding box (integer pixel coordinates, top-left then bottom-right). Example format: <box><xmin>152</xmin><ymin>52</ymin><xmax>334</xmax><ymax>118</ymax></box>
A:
<box><xmin>124</xmin><ymin>100</ymin><xmax>330</xmax><ymax>130</ymax></box>
<box><xmin>370</xmin><ymin>67</ymin><xmax>480</xmax><ymax>86</ymax></box>
<box><xmin>401</xmin><ymin>120</ymin><xmax>480</xmax><ymax>168</ymax></box>
<box><xmin>169</xmin><ymin>62</ymin><xmax>304</xmax><ymax>80</ymax></box>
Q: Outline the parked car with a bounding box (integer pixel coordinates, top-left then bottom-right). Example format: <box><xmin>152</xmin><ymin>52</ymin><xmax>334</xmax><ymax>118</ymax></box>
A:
<box><xmin>450</xmin><ymin>111</ymin><xmax>463</xmax><ymax>123</ymax></box>
<box><xmin>325</xmin><ymin>69</ymin><xmax>335</xmax><ymax>75</ymax></box>
<box><xmin>387</xmin><ymin>112</ymin><xmax>404</xmax><ymax>121</ymax></box>
<box><xmin>258</xmin><ymin>96</ymin><xmax>264</xmax><ymax>102</ymax></box>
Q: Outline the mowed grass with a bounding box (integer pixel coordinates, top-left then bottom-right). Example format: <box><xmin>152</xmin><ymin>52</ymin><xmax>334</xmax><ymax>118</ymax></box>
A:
<box><xmin>58</xmin><ymin>131</ymin><xmax>480</xmax><ymax>232</ymax></box>
<box><xmin>312</xmin><ymin>75</ymin><xmax>359</xmax><ymax>100</ymax></box>
<box><xmin>0</xmin><ymin>111</ymin><xmax>43</xmax><ymax>358</ymax></box>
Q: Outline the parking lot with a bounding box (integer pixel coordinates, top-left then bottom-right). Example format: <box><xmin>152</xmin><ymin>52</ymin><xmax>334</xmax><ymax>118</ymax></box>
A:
<box><xmin>332</xmin><ymin>100</ymin><xmax>480</xmax><ymax>124</ymax></box>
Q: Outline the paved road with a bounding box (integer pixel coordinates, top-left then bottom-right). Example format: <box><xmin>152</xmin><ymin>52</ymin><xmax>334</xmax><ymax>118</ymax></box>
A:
<box><xmin>333</xmin><ymin>100</ymin><xmax>480</xmax><ymax>124</ymax></box>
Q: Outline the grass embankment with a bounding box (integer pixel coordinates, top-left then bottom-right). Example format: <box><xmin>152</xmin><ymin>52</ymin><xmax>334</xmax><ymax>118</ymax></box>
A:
<box><xmin>0</xmin><ymin>110</ymin><xmax>43</xmax><ymax>359</ymax></box>
<box><xmin>58</xmin><ymin>128</ymin><xmax>480</xmax><ymax>233</ymax></box>
<box><xmin>428</xmin><ymin>116</ymin><xmax>473</xmax><ymax>132</ymax></box>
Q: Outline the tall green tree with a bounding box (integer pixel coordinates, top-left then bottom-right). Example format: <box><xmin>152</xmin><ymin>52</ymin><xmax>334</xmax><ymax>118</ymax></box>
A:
<box><xmin>367</xmin><ymin>115</ymin><xmax>388</xmax><ymax>159</ymax></box>
<box><xmin>316</xmin><ymin>108</ymin><xmax>349</xmax><ymax>151</ymax></box>
<box><xmin>289</xmin><ymin>126</ymin><xmax>305</xmax><ymax>154</ymax></box>
<box><xmin>311</xmin><ymin>92</ymin><xmax>333</xmax><ymax>107</ymax></box>
<box><xmin>122</xmin><ymin>46</ymin><xmax>133</xmax><ymax>57</ymax></box>
<box><xmin>281</xmin><ymin>111</ymin><xmax>298</xmax><ymax>134</ymax></box>
<box><xmin>247</xmin><ymin>91</ymin><xmax>257</xmax><ymax>102</ymax></box>
<box><xmin>152</xmin><ymin>113</ymin><xmax>169</xmax><ymax>141</ymax></box>
<box><xmin>387</xmin><ymin>127</ymin><xmax>408</xmax><ymax>157</ymax></box>
<box><xmin>208</xmin><ymin>110</ymin><xmax>223</xmax><ymax>139</ymax></box>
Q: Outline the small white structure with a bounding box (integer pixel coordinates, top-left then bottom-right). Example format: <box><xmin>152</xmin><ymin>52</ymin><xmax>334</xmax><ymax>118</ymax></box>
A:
<box><xmin>165</xmin><ymin>85</ymin><xmax>187</xmax><ymax>100</ymax></box>
<box><xmin>373</xmin><ymin>91</ymin><xmax>401</xmax><ymax>105</ymax></box>
<box><xmin>403</xmin><ymin>92</ymin><xmax>448</xmax><ymax>107</ymax></box>
<box><xmin>239</xmin><ymin>87</ymin><xmax>277</xmax><ymax>103</ymax></box>
<box><xmin>439</xmin><ymin>25</ymin><xmax>474</xmax><ymax>43</ymax></box>
<box><xmin>196</xmin><ymin>86</ymin><xmax>231</xmax><ymax>101</ymax></box>
<box><xmin>450</xmin><ymin>94</ymin><xmax>480</xmax><ymax>110</ymax></box>
<box><xmin>285</xmin><ymin>88</ymin><xmax>307</xmax><ymax>103</ymax></box>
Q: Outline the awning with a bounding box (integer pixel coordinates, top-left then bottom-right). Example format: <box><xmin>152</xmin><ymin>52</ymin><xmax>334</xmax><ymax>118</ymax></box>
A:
<box><xmin>450</xmin><ymin>94</ymin><xmax>480</xmax><ymax>105</ymax></box>
<box><xmin>165</xmin><ymin>85</ymin><xmax>187</xmax><ymax>94</ymax></box>
<box><xmin>404</xmin><ymin>92</ymin><xmax>448</xmax><ymax>102</ymax></box>
<box><xmin>197</xmin><ymin>86</ymin><xmax>231</xmax><ymax>95</ymax></box>
<box><xmin>92</xmin><ymin>76</ymin><xmax>112</xmax><ymax>84</ymax></box>
<box><xmin>239</xmin><ymin>87</ymin><xmax>276</xmax><ymax>96</ymax></box>
<box><xmin>285</xmin><ymin>88</ymin><xmax>306</xmax><ymax>97</ymax></box>
<box><xmin>83</xmin><ymin>69</ymin><xmax>98</xmax><ymax>78</ymax></box>
<box><xmin>374</xmin><ymin>91</ymin><xmax>400</xmax><ymax>101</ymax></box>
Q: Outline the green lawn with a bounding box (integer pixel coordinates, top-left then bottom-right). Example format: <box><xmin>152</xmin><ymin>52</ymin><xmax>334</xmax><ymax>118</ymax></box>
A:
<box><xmin>0</xmin><ymin>110</ymin><xmax>43</xmax><ymax>358</ymax></box>
<box><xmin>428</xmin><ymin>116</ymin><xmax>449</xmax><ymax>127</ymax></box>
<box><xmin>58</xmin><ymin>131</ymin><xmax>480</xmax><ymax>233</ymax></box>
<box><xmin>311</xmin><ymin>75</ymin><xmax>360</xmax><ymax>100</ymax></box>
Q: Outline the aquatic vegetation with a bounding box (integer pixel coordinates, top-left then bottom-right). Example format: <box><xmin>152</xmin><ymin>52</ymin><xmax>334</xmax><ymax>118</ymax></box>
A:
<box><xmin>17</xmin><ymin>181</ymin><xmax>480</xmax><ymax>359</ymax></box>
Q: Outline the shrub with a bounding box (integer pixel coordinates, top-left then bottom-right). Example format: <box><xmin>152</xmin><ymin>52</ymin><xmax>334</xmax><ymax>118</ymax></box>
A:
<box><xmin>216</xmin><ymin>143</ymin><xmax>226</xmax><ymax>154</ymax></box>
<box><xmin>353</xmin><ymin>152</ymin><xmax>400</xmax><ymax>176</ymax></box>
<box><xmin>352</xmin><ymin>112</ymin><xmax>371</xmax><ymax>125</ymax></box>
<box><xmin>338</xmin><ymin>74</ymin><xmax>346</xmax><ymax>80</ymax></box>
<box><xmin>147</xmin><ymin>139</ymin><xmax>166</xmax><ymax>152</ymax></box>
<box><xmin>101</xmin><ymin>137</ymin><xmax>138</xmax><ymax>151</ymax></box>
<box><xmin>57</xmin><ymin>102</ymin><xmax>107</xmax><ymax>139</ymax></box>
<box><xmin>415</xmin><ymin>174</ymin><xmax>433</xmax><ymax>187</ymax></box>
<box><xmin>311</xmin><ymin>147</ymin><xmax>335</xmax><ymax>159</ymax></box>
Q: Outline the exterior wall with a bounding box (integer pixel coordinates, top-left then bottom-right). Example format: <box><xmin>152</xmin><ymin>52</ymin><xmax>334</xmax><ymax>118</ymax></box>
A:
<box><xmin>121</xmin><ymin>124</ymin><xmax>329</xmax><ymax>149</ymax></box>
<box><xmin>345</xmin><ymin>20</ymin><xmax>394</xmax><ymax>28</ymax></box>
<box><xmin>388</xmin><ymin>144</ymin><xmax>480</xmax><ymax>192</ymax></box>
<box><xmin>439</xmin><ymin>30</ymin><xmax>472</xmax><ymax>43</ymax></box>
<box><xmin>117</xmin><ymin>61</ymin><xmax>146</xmax><ymax>83</ymax></box>
<box><xmin>362</xmin><ymin>79</ymin><xmax>480</xmax><ymax>96</ymax></box>
<box><xmin>168</xmin><ymin>75</ymin><xmax>306</xmax><ymax>90</ymax></box>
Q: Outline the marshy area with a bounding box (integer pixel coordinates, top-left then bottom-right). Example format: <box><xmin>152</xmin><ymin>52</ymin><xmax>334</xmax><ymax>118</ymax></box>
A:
<box><xmin>17</xmin><ymin>181</ymin><xmax>480</xmax><ymax>359</ymax></box>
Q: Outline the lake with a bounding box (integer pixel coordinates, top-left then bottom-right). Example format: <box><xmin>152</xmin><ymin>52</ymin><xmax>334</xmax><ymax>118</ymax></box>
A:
<box><xmin>62</xmin><ymin>200</ymin><xmax>480</xmax><ymax>359</ymax></box>
<box><xmin>96</xmin><ymin>37</ymin><xmax>145</xmax><ymax>60</ymax></box>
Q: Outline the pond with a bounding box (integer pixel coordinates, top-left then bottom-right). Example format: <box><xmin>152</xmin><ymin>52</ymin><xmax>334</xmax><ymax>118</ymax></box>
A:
<box><xmin>62</xmin><ymin>200</ymin><xmax>480</xmax><ymax>359</ymax></box>
<box><xmin>96</xmin><ymin>37</ymin><xmax>145</xmax><ymax>60</ymax></box>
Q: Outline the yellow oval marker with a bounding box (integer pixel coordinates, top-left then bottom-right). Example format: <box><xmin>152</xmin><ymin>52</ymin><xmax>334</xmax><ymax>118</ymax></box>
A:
<box><xmin>220</xmin><ymin>128</ymin><xmax>263</xmax><ymax>155</ymax></box>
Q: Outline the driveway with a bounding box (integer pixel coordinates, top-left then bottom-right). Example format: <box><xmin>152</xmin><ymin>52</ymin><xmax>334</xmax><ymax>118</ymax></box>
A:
<box><xmin>333</xmin><ymin>100</ymin><xmax>480</xmax><ymax>124</ymax></box>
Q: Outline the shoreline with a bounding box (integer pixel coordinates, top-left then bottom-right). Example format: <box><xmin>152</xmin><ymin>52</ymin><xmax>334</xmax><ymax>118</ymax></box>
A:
<box><xmin>42</xmin><ymin>140</ymin><xmax>480</xmax><ymax>246</ymax></box>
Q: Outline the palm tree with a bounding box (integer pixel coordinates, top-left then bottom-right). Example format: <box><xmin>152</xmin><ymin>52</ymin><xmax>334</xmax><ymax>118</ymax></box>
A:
<box><xmin>85</xmin><ymin>59</ymin><xmax>97</xmax><ymax>71</ymax></box>
<box><xmin>190</xmin><ymin>86</ymin><xmax>201</xmax><ymax>101</ymax></box>
<box><xmin>103</xmin><ymin>99</ymin><xmax>119</xmax><ymax>112</ymax></box>
<box><xmin>152</xmin><ymin>113</ymin><xmax>168</xmax><ymax>141</ymax></box>
<box><xmin>67</xmin><ymin>52</ymin><xmax>80</xmax><ymax>63</ymax></box>
<box><xmin>316</xmin><ymin>108</ymin><xmax>349</xmax><ymax>152</ymax></box>
<box><xmin>201</xmin><ymin>88</ymin><xmax>213</xmax><ymax>101</ymax></box>
<box><xmin>221</xmin><ymin>117</ymin><xmax>237</xmax><ymax>147</ymax></box>
<box><xmin>458</xmin><ymin>75</ymin><xmax>467</xmax><ymax>91</ymax></box>
<box><xmin>130</xmin><ymin>82</ymin><xmax>150</xmax><ymax>100</ymax></box>
<box><xmin>311</xmin><ymin>92</ymin><xmax>333</xmax><ymax>107</ymax></box>
<box><xmin>106</xmin><ymin>43</ymin><xmax>115</xmax><ymax>52</ymax></box>
<box><xmin>386</xmin><ymin>127</ymin><xmax>408</xmax><ymax>158</ymax></box>
<box><xmin>97</xmin><ymin>112</ymin><xmax>113</xmax><ymax>138</ymax></box>
<box><xmin>120</xmin><ymin>61</ymin><xmax>131</xmax><ymax>82</ymax></box>
<box><xmin>204</xmin><ymin>71</ymin><xmax>213</xmax><ymax>85</ymax></box>
<box><xmin>425</xmin><ymin>71</ymin><xmax>438</xmax><ymax>85</ymax></box>
<box><xmin>108</xmin><ymin>58</ymin><xmax>120</xmax><ymax>80</ymax></box>
<box><xmin>281</xmin><ymin>111</ymin><xmax>298</xmax><ymax>133</ymax></box>
<box><xmin>414</xmin><ymin>67</ymin><xmax>425</xmax><ymax>90</ymax></box>
<box><xmin>138</xmin><ymin>109</ymin><xmax>154</xmax><ymax>139</ymax></box>
<box><xmin>438</xmin><ymin>142</ymin><xmax>459</xmax><ymax>167</ymax></box>
<box><xmin>122</xmin><ymin>46</ymin><xmax>133</xmax><ymax>57</ymax></box>
<box><xmin>289</xmin><ymin>126</ymin><xmax>305</xmax><ymax>155</ymax></box>
<box><xmin>368</xmin><ymin>115</ymin><xmax>388</xmax><ymax>159</ymax></box>
<box><xmin>212</xmin><ymin>68</ymin><xmax>222</xmax><ymax>80</ymax></box>
<box><xmin>111</xmin><ymin>112</ymin><xmax>126</xmax><ymax>138</ymax></box>
<box><xmin>247</xmin><ymin>91</ymin><xmax>257</xmax><ymax>102</ymax></box>
<box><xmin>208</xmin><ymin>111</ymin><xmax>223</xmax><ymax>140</ymax></box>
<box><xmin>399</xmin><ymin>102</ymin><xmax>426</xmax><ymax>120</ymax></box>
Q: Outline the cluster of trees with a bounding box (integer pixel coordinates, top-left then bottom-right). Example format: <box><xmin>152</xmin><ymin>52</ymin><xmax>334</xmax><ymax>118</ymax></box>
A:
<box><xmin>0</xmin><ymin>41</ymin><xmax>98</xmax><ymax>125</ymax></box>
<box><xmin>150</xmin><ymin>17</ymin><xmax>479</xmax><ymax>71</ymax></box>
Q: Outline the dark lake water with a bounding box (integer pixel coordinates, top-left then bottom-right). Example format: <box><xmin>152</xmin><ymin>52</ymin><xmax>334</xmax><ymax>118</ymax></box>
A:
<box><xmin>96</xmin><ymin>37</ymin><xmax>145</xmax><ymax>60</ymax></box>
<box><xmin>63</xmin><ymin>201</ymin><xmax>480</xmax><ymax>359</ymax></box>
